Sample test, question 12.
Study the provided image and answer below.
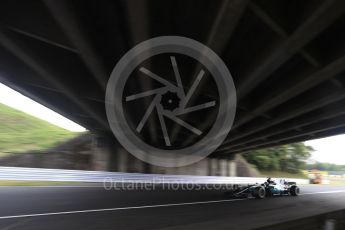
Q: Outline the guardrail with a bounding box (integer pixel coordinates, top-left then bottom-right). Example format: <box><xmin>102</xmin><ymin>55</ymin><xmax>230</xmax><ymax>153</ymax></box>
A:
<box><xmin>0</xmin><ymin>167</ymin><xmax>309</xmax><ymax>184</ymax></box>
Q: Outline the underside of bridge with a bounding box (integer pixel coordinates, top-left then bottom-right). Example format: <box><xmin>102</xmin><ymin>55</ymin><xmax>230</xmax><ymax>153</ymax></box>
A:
<box><xmin>0</xmin><ymin>0</ymin><xmax>345</xmax><ymax>158</ymax></box>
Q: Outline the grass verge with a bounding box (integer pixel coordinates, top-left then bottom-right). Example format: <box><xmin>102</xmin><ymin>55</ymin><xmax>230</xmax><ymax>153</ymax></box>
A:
<box><xmin>0</xmin><ymin>103</ymin><xmax>79</xmax><ymax>153</ymax></box>
<box><xmin>0</xmin><ymin>180</ymin><xmax>84</xmax><ymax>186</ymax></box>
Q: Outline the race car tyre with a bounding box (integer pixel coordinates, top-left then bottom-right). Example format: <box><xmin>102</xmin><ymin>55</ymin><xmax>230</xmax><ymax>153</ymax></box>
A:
<box><xmin>289</xmin><ymin>185</ymin><xmax>300</xmax><ymax>196</ymax></box>
<box><xmin>252</xmin><ymin>186</ymin><xmax>266</xmax><ymax>199</ymax></box>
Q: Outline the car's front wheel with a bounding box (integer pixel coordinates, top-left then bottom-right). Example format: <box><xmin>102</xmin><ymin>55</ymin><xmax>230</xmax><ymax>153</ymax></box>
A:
<box><xmin>289</xmin><ymin>185</ymin><xmax>300</xmax><ymax>196</ymax></box>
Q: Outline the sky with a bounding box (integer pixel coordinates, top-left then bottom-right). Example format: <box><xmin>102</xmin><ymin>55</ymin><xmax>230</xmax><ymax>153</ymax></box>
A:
<box><xmin>1</xmin><ymin>83</ymin><xmax>345</xmax><ymax>163</ymax></box>
<box><xmin>0</xmin><ymin>82</ymin><xmax>86</xmax><ymax>132</ymax></box>
<box><xmin>305</xmin><ymin>134</ymin><xmax>345</xmax><ymax>165</ymax></box>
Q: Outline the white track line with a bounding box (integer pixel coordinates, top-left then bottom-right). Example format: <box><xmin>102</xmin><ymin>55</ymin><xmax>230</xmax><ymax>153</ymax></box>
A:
<box><xmin>0</xmin><ymin>190</ymin><xmax>345</xmax><ymax>220</ymax></box>
<box><xmin>0</xmin><ymin>198</ymin><xmax>248</xmax><ymax>220</ymax></box>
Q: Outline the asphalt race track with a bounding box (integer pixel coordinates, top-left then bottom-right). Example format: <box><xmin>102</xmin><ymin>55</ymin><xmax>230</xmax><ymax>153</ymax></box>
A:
<box><xmin>0</xmin><ymin>185</ymin><xmax>345</xmax><ymax>229</ymax></box>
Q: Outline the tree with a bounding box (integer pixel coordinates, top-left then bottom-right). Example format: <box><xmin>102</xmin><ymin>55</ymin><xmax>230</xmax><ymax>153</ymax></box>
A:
<box><xmin>243</xmin><ymin>143</ymin><xmax>313</xmax><ymax>173</ymax></box>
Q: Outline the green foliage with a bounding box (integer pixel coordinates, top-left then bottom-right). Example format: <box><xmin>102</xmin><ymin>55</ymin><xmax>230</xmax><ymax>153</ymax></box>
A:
<box><xmin>0</xmin><ymin>103</ymin><xmax>79</xmax><ymax>153</ymax></box>
<box><xmin>259</xmin><ymin>170</ymin><xmax>308</xmax><ymax>179</ymax></box>
<box><xmin>243</xmin><ymin>143</ymin><xmax>313</xmax><ymax>174</ymax></box>
<box><xmin>306</xmin><ymin>162</ymin><xmax>345</xmax><ymax>171</ymax></box>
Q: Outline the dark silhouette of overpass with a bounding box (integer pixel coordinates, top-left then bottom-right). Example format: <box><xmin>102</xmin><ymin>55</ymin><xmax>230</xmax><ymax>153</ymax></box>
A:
<box><xmin>1</xmin><ymin>0</ymin><xmax>345</xmax><ymax>159</ymax></box>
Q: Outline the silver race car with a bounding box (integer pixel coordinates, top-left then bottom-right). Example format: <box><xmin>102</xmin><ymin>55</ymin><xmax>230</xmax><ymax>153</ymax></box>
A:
<box><xmin>226</xmin><ymin>178</ymin><xmax>300</xmax><ymax>199</ymax></box>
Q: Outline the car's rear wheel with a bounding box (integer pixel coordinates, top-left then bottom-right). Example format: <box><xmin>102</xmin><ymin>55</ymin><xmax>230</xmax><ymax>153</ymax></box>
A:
<box><xmin>290</xmin><ymin>185</ymin><xmax>300</xmax><ymax>196</ymax></box>
<box><xmin>252</xmin><ymin>186</ymin><xmax>266</xmax><ymax>199</ymax></box>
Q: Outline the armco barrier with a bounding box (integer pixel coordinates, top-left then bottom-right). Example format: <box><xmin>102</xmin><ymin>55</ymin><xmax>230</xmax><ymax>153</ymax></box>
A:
<box><xmin>0</xmin><ymin>167</ymin><xmax>309</xmax><ymax>184</ymax></box>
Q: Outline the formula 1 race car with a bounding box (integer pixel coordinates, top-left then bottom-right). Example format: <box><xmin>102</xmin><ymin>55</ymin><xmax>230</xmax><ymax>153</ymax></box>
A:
<box><xmin>226</xmin><ymin>178</ymin><xmax>300</xmax><ymax>199</ymax></box>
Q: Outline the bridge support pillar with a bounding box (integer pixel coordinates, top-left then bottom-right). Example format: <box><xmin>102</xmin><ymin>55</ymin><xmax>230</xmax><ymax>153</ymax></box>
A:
<box><xmin>91</xmin><ymin>135</ymin><xmax>111</xmax><ymax>171</ymax></box>
<box><xmin>228</xmin><ymin>160</ymin><xmax>237</xmax><ymax>177</ymax></box>
<box><xmin>116</xmin><ymin>149</ymin><xmax>128</xmax><ymax>172</ymax></box>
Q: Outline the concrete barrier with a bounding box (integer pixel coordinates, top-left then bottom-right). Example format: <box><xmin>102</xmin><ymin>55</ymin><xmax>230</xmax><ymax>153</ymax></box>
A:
<box><xmin>0</xmin><ymin>166</ymin><xmax>309</xmax><ymax>184</ymax></box>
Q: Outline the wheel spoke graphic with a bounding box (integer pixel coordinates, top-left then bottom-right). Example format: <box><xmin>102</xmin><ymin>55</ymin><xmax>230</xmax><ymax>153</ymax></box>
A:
<box><xmin>106</xmin><ymin>36</ymin><xmax>236</xmax><ymax>167</ymax></box>
<box><xmin>170</xmin><ymin>56</ymin><xmax>185</xmax><ymax>96</ymax></box>
<box><xmin>157</xmin><ymin>106</ymin><xmax>171</xmax><ymax>146</ymax></box>
<box><xmin>163</xmin><ymin>111</ymin><xmax>202</xmax><ymax>136</ymax></box>
<box><xmin>180</xmin><ymin>69</ymin><xmax>205</xmax><ymax>108</ymax></box>
<box><xmin>127</xmin><ymin>56</ymin><xmax>217</xmax><ymax>146</ymax></box>
<box><xmin>139</xmin><ymin>67</ymin><xmax>177</xmax><ymax>90</ymax></box>
<box><xmin>176</xmin><ymin>101</ymin><xmax>216</xmax><ymax>115</ymax></box>
<box><xmin>126</xmin><ymin>87</ymin><xmax>167</xmax><ymax>102</ymax></box>
<box><xmin>136</xmin><ymin>96</ymin><xmax>159</xmax><ymax>133</ymax></box>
